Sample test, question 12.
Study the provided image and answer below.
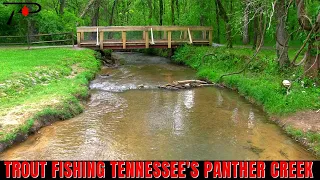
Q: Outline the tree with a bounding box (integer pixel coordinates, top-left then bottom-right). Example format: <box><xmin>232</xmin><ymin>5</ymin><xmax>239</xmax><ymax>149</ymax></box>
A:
<box><xmin>108</xmin><ymin>0</ymin><xmax>117</xmax><ymax>38</ymax></box>
<box><xmin>215</xmin><ymin>0</ymin><xmax>220</xmax><ymax>43</ymax></box>
<box><xmin>293</xmin><ymin>0</ymin><xmax>319</xmax><ymax>78</ymax></box>
<box><xmin>59</xmin><ymin>0</ymin><xmax>66</xmax><ymax>15</ymax></box>
<box><xmin>171</xmin><ymin>0</ymin><xmax>175</xmax><ymax>25</ymax></box>
<box><xmin>147</xmin><ymin>0</ymin><xmax>153</xmax><ymax>25</ymax></box>
<box><xmin>242</xmin><ymin>0</ymin><xmax>250</xmax><ymax>45</ymax></box>
<box><xmin>90</xmin><ymin>0</ymin><xmax>101</xmax><ymax>40</ymax></box>
<box><xmin>275</xmin><ymin>0</ymin><xmax>290</xmax><ymax>68</ymax></box>
<box><xmin>215</xmin><ymin>0</ymin><xmax>232</xmax><ymax>48</ymax></box>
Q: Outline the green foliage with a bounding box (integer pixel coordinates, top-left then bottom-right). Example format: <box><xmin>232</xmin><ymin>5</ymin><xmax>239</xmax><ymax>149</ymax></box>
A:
<box><xmin>286</xmin><ymin>126</ymin><xmax>320</xmax><ymax>156</ymax></box>
<box><xmin>35</xmin><ymin>10</ymin><xmax>81</xmax><ymax>34</ymax></box>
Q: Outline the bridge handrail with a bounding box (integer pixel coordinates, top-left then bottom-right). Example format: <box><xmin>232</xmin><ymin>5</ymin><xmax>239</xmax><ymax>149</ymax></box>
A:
<box><xmin>77</xmin><ymin>26</ymin><xmax>213</xmax><ymax>32</ymax></box>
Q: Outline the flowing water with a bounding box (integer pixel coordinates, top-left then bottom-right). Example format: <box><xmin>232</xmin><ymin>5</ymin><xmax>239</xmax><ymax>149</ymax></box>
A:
<box><xmin>0</xmin><ymin>52</ymin><xmax>316</xmax><ymax>160</ymax></box>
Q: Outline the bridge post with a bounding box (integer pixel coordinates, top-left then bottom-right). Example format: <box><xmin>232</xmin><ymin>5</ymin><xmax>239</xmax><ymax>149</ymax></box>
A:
<box><xmin>145</xmin><ymin>31</ymin><xmax>149</xmax><ymax>48</ymax></box>
<box><xmin>99</xmin><ymin>31</ymin><xmax>104</xmax><ymax>50</ymax></box>
<box><xmin>164</xmin><ymin>31</ymin><xmax>167</xmax><ymax>39</ymax></box>
<box><xmin>184</xmin><ymin>31</ymin><xmax>187</xmax><ymax>40</ymax></box>
<box><xmin>80</xmin><ymin>32</ymin><xmax>84</xmax><ymax>41</ymax></box>
<box><xmin>77</xmin><ymin>32</ymin><xmax>81</xmax><ymax>47</ymax></box>
<box><xmin>122</xmin><ymin>31</ymin><xmax>126</xmax><ymax>49</ymax></box>
<box><xmin>143</xmin><ymin>31</ymin><xmax>146</xmax><ymax>40</ymax></box>
<box><xmin>203</xmin><ymin>31</ymin><xmax>207</xmax><ymax>39</ymax></box>
<box><xmin>168</xmin><ymin>31</ymin><xmax>172</xmax><ymax>48</ymax></box>
<box><xmin>187</xmin><ymin>28</ymin><xmax>193</xmax><ymax>44</ymax></box>
<box><xmin>209</xmin><ymin>30</ymin><xmax>213</xmax><ymax>45</ymax></box>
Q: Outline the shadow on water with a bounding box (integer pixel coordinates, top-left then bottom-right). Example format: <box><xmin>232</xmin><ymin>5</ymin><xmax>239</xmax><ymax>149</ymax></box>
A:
<box><xmin>0</xmin><ymin>52</ymin><xmax>316</xmax><ymax>160</ymax></box>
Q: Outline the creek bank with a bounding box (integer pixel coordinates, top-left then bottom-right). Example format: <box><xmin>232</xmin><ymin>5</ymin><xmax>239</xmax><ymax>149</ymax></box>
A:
<box><xmin>172</xmin><ymin>45</ymin><xmax>320</xmax><ymax>156</ymax></box>
<box><xmin>0</xmin><ymin>48</ymin><xmax>101</xmax><ymax>153</ymax></box>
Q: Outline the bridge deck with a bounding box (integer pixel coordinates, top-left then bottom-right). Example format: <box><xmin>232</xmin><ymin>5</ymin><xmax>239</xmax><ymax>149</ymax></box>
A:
<box><xmin>76</xmin><ymin>26</ymin><xmax>213</xmax><ymax>50</ymax></box>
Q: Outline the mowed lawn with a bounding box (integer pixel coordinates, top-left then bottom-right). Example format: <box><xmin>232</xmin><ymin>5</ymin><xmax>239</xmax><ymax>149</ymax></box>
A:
<box><xmin>0</xmin><ymin>48</ymin><xmax>100</xmax><ymax>142</ymax></box>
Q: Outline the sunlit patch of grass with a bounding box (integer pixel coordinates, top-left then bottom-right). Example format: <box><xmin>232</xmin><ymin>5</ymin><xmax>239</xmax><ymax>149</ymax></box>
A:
<box><xmin>0</xmin><ymin>48</ymin><xmax>100</xmax><ymax>143</ymax></box>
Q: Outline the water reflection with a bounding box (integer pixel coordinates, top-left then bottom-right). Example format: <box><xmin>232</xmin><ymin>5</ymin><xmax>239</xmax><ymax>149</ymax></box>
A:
<box><xmin>183</xmin><ymin>90</ymin><xmax>195</xmax><ymax>109</ymax></box>
<box><xmin>248</xmin><ymin>109</ymin><xmax>255</xmax><ymax>129</ymax></box>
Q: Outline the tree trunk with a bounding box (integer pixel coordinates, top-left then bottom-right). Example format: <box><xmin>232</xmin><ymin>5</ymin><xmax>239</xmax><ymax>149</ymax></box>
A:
<box><xmin>147</xmin><ymin>0</ymin><xmax>153</xmax><ymax>25</ymax></box>
<box><xmin>79</xmin><ymin>0</ymin><xmax>96</xmax><ymax>19</ymax></box>
<box><xmin>59</xmin><ymin>0</ymin><xmax>66</xmax><ymax>15</ymax></box>
<box><xmin>91</xmin><ymin>0</ymin><xmax>101</xmax><ymax>40</ymax></box>
<box><xmin>275</xmin><ymin>0</ymin><xmax>290</xmax><ymax>68</ymax></box>
<box><xmin>159</xmin><ymin>0</ymin><xmax>164</xmax><ymax>38</ymax></box>
<box><xmin>176</xmin><ymin>0</ymin><xmax>179</xmax><ymax>23</ymax></box>
<box><xmin>171</xmin><ymin>0</ymin><xmax>175</xmax><ymax>25</ymax></box>
<box><xmin>296</xmin><ymin>0</ymin><xmax>319</xmax><ymax>78</ymax></box>
<box><xmin>253</xmin><ymin>15</ymin><xmax>258</xmax><ymax>49</ymax></box>
<box><xmin>200</xmin><ymin>0</ymin><xmax>204</xmax><ymax>26</ymax></box>
<box><xmin>108</xmin><ymin>0</ymin><xmax>117</xmax><ymax>39</ymax></box>
<box><xmin>159</xmin><ymin>0</ymin><xmax>163</xmax><ymax>26</ymax></box>
<box><xmin>26</xmin><ymin>0</ymin><xmax>37</xmax><ymax>42</ymax></box>
<box><xmin>253</xmin><ymin>11</ymin><xmax>264</xmax><ymax>50</ymax></box>
<box><xmin>242</xmin><ymin>1</ymin><xmax>249</xmax><ymax>45</ymax></box>
<box><xmin>215</xmin><ymin>0</ymin><xmax>220</xmax><ymax>43</ymax></box>
<box><xmin>215</xmin><ymin>0</ymin><xmax>232</xmax><ymax>48</ymax></box>
<box><xmin>304</xmin><ymin>45</ymin><xmax>319</xmax><ymax>78</ymax></box>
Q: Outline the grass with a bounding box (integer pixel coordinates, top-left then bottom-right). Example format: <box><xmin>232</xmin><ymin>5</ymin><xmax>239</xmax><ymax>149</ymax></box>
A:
<box><xmin>173</xmin><ymin>45</ymin><xmax>320</xmax><ymax>156</ymax></box>
<box><xmin>0</xmin><ymin>48</ymin><xmax>100</xmax><ymax>144</ymax></box>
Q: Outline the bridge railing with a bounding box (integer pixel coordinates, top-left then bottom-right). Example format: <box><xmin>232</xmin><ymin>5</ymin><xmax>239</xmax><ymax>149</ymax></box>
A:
<box><xmin>76</xmin><ymin>26</ymin><xmax>213</xmax><ymax>49</ymax></box>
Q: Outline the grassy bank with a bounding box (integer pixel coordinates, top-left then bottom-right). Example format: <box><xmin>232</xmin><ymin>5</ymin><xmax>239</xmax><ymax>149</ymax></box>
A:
<box><xmin>173</xmin><ymin>45</ymin><xmax>320</xmax><ymax>155</ymax></box>
<box><xmin>0</xmin><ymin>48</ymin><xmax>100</xmax><ymax>151</ymax></box>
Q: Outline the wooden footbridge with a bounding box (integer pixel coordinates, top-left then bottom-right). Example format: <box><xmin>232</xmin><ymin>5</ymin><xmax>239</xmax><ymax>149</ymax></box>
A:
<box><xmin>76</xmin><ymin>26</ymin><xmax>213</xmax><ymax>50</ymax></box>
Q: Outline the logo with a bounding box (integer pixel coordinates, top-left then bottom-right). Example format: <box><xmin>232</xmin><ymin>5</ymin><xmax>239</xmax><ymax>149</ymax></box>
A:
<box><xmin>3</xmin><ymin>2</ymin><xmax>41</xmax><ymax>25</ymax></box>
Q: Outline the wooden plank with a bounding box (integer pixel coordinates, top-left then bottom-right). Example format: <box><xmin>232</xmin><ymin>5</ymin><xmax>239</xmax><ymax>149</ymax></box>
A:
<box><xmin>188</xmin><ymin>28</ymin><xmax>193</xmax><ymax>44</ymax></box>
<box><xmin>99</xmin><ymin>31</ymin><xmax>104</xmax><ymax>50</ymax></box>
<box><xmin>203</xmin><ymin>30</ymin><xmax>207</xmax><ymax>39</ymax></box>
<box><xmin>168</xmin><ymin>31</ymin><xmax>172</xmax><ymax>48</ymax></box>
<box><xmin>163</xmin><ymin>31</ymin><xmax>167</xmax><ymax>39</ymax></box>
<box><xmin>145</xmin><ymin>31</ymin><xmax>149</xmax><ymax>48</ymax></box>
<box><xmin>77</xmin><ymin>32</ymin><xmax>81</xmax><ymax>47</ymax></box>
<box><xmin>0</xmin><ymin>35</ymin><xmax>25</xmax><ymax>38</ymax></box>
<box><xmin>143</xmin><ymin>31</ymin><xmax>146</xmax><ymax>40</ymax></box>
<box><xmin>31</xmin><ymin>39</ymin><xmax>72</xmax><ymax>44</ymax></box>
<box><xmin>80</xmin><ymin>32</ymin><xmax>84</xmax><ymax>40</ymax></box>
<box><xmin>122</xmin><ymin>31</ymin><xmax>126</xmax><ymax>49</ymax></box>
<box><xmin>184</xmin><ymin>31</ymin><xmax>187</xmax><ymax>39</ymax></box>
<box><xmin>0</xmin><ymin>43</ymin><xmax>26</xmax><ymax>45</ymax></box>
<box><xmin>150</xmin><ymin>28</ymin><xmax>155</xmax><ymax>44</ymax></box>
<box><xmin>209</xmin><ymin>30</ymin><xmax>213</xmax><ymax>45</ymax></box>
<box><xmin>29</xmin><ymin>32</ymin><xmax>71</xmax><ymax>37</ymax></box>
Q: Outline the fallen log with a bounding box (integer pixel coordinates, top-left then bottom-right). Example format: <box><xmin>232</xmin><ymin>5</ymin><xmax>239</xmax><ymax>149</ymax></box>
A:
<box><xmin>158</xmin><ymin>79</ymin><xmax>216</xmax><ymax>90</ymax></box>
<box><xmin>174</xmin><ymin>80</ymin><xmax>208</xmax><ymax>84</ymax></box>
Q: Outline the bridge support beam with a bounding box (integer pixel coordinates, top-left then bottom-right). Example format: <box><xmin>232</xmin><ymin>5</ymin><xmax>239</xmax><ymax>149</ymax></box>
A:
<box><xmin>209</xmin><ymin>30</ymin><xmax>213</xmax><ymax>45</ymax></box>
<box><xmin>99</xmin><ymin>32</ymin><xmax>104</xmax><ymax>50</ymax></box>
<box><xmin>145</xmin><ymin>31</ymin><xmax>149</xmax><ymax>48</ymax></box>
<box><xmin>122</xmin><ymin>31</ymin><xmax>126</xmax><ymax>49</ymax></box>
<box><xmin>168</xmin><ymin>31</ymin><xmax>172</xmax><ymax>48</ymax></box>
<box><xmin>80</xmin><ymin>32</ymin><xmax>84</xmax><ymax>41</ymax></box>
<box><xmin>77</xmin><ymin>32</ymin><xmax>81</xmax><ymax>47</ymax></box>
